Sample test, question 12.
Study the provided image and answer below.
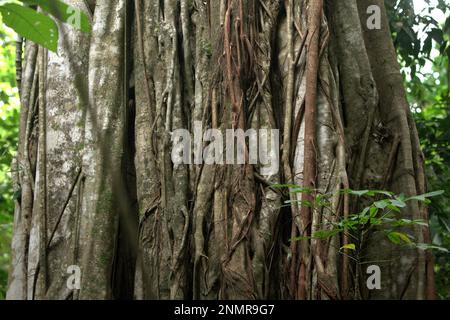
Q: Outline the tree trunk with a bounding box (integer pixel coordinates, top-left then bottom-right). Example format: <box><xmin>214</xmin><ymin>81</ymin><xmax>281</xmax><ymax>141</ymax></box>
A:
<box><xmin>7</xmin><ymin>0</ymin><xmax>435</xmax><ymax>300</ymax></box>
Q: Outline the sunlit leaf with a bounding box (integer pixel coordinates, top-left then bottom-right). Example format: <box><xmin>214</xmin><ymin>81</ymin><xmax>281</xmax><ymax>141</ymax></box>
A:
<box><xmin>21</xmin><ymin>0</ymin><xmax>91</xmax><ymax>33</ymax></box>
<box><xmin>0</xmin><ymin>3</ymin><xmax>58</xmax><ymax>52</ymax></box>
<box><xmin>340</xmin><ymin>243</ymin><xmax>356</xmax><ymax>251</ymax></box>
<box><xmin>387</xmin><ymin>231</ymin><xmax>412</xmax><ymax>245</ymax></box>
<box><xmin>406</xmin><ymin>190</ymin><xmax>445</xmax><ymax>202</ymax></box>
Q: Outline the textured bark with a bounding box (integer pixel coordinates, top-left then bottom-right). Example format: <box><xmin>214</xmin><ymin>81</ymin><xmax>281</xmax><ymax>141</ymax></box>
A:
<box><xmin>7</xmin><ymin>0</ymin><xmax>434</xmax><ymax>300</ymax></box>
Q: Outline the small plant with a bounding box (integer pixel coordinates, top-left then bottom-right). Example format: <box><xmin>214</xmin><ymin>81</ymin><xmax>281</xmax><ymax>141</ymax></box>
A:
<box><xmin>274</xmin><ymin>185</ymin><xmax>447</xmax><ymax>297</ymax></box>
<box><xmin>274</xmin><ymin>185</ymin><xmax>448</xmax><ymax>263</ymax></box>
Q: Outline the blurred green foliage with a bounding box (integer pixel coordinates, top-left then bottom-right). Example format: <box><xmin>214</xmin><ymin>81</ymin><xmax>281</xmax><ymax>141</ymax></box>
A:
<box><xmin>0</xmin><ymin>15</ymin><xmax>19</xmax><ymax>300</ymax></box>
<box><xmin>412</xmin><ymin>54</ymin><xmax>449</xmax><ymax>300</ymax></box>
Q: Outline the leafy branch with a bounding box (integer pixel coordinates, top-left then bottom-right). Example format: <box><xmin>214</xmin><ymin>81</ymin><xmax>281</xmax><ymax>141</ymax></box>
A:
<box><xmin>273</xmin><ymin>184</ymin><xmax>447</xmax><ymax>254</ymax></box>
<box><xmin>0</xmin><ymin>0</ymin><xmax>91</xmax><ymax>52</ymax></box>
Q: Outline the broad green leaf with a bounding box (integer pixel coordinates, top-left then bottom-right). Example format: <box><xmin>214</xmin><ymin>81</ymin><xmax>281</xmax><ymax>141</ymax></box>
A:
<box><xmin>359</xmin><ymin>216</ymin><xmax>370</xmax><ymax>224</ymax></box>
<box><xmin>369</xmin><ymin>206</ymin><xmax>379</xmax><ymax>218</ymax></box>
<box><xmin>360</xmin><ymin>207</ymin><xmax>370</xmax><ymax>215</ymax></box>
<box><xmin>387</xmin><ymin>231</ymin><xmax>412</xmax><ymax>245</ymax></box>
<box><xmin>341</xmin><ymin>189</ymin><xmax>370</xmax><ymax>197</ymax></box>
<box><xmin>411</xmin><ymin>220</ymin><xmax>429</xmax><ymax>227</ymax></box>
<box><xmin>406</xmin><ymin>190</ymin><xmax>445</xmax><ymax>202</ymax></box>
<box><xmin>370</xmin><ymin>218</ymin><xmax>382</xmax><ymax>225</ymax></box>
<box><xmin>338</xmin><ymin>219</ymin><xmax>359</xmax><ymax>229</ymax></box>
<box><xmin>415</xmin><ymin>243</ymin><xmax>449</xmax><ymax>253</ymax></box>
<box><xmin>391</xmin><ymin>219</ymin><xmax>429</xmax><ymax>227</ymax></box>
<box><xmin>289</xmin><ymin>235</ymin><xmax>310</xmax><ymax>242</ymax></box>
<box><xmin>396</xmin><ymin>232</ymin><xmax>412</xmax><ymax>243</ymax></box>
<box><xmin>291</xmin><ymin>187</ymin><xmax>313</xmax><ymax>194</ymax></box>
<box><xmin>0</xmin><ymin>3</ymin><xmax>58</xmax><ymax>52</ymax></box>
<box><xmin>390</xmin><ymin>198</ymin><xmax>407</xmax><ymax>208</ymax></box>
<box><xmin>340</xmin><ymin>243</ymin><xmax>356</xmax><ymax>251</ymax></box>
<box><xmin>386</xmin><ymin>203</ymin><xmax>402</xmax><ymax>212</ymax></box>
<box><xmin>312</xmin><ymin>229</ymin><xmax>342</xmax><ymax>239</ymax></box>
<box><xmin>21</xmin><ymin>0</ymin><xmax>91</xmax><ymax>33</ymax></box>
<box><xmin>396</xmin><ymin>193</ymin><xmax>406</xmax><ymax>201</ymax></box>
<box><xmin>314</xmin><ymin>194</ymin><xmax>331</xmax><ymax>206</ymax></box>
<box><xmin>422</xmin><ymin>190</ymin><xmax>445</xmax><ymax>197</ymax></box>
<box><xmin>272</xmin><ymin>184</ymin><xmax>299</xmax><ymax>189</ymax></box>
<box><xmin>387</xmin><ymin>232</ymin><xmax>401</xmax><ymax>244</ymax></box>
<box><xmin>374</xmin><ymin>200</ymin><xmax>388</xmax><ymax>209</ymax></box>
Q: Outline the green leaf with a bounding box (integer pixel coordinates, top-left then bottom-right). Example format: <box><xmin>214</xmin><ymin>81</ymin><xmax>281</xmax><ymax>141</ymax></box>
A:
<box><xmin>374</xmin><ymin>200</ymin><xmax>388</xmax><ymax>209</ymax></box>
<box><xmin>360</xmin><ymin>206</ymin><xmax>370</xmax><ymax>216</ymax></box>
<box><xmin>20</xmin><ymin>0</ymin><xmax>91</xmax><ymax>33</ymax></box>
<box><xmin>387</xmin><ymin>231</ymin><xmax>412</xmax><ymax>245</ymax></box>
<box><xmin>428</xmin><ymin>28</ymin><xmax>444</xmax><ymax>43</ymax></box>
<box><xmin>341</xmin><ymin>189</ymin><xmax>369</xmax><ymax>197</ymax></box>
<box><xmin>396</xmin><ymin>232</ymin><xmax>412</xmax><ymax>243</ymax></box>
<box><xmin>340</xmin><ymin>243</ymin><xmax>356</xmax><ymax>251</ymax></box>
<box><xmin>290</xmin><ymin>187</ymin><xmax>313</xmax><ymax>194</ymax></box>
<box><xmin>289</xmin><ymin>235</ymin><xmax>310</xmax><ymax>242</ymax></box>
<box><xmin>339</xmin><ymin>219</ymin><xmax>359</xmax><ymax>229</ymax></box>
<box><xmin>370</xmin><ymin>218</ymin><xmax>382</xmax><ymax>225</ymax></box>
<box><xmin>312</xmin><ymin>229</ymin><xmax>342</xmax><ymax>239</ymax></box>
<box><xmin>386</xmin><ymin>203</ymin><xmax>402</xmax><ymax>212</ymax></box>
<box><xmin>391</xmin><ymin>219</ymin><xmax>428</xmax><ymax>227</ymax></box>
<box><xmin>406</xmin><ymin>190</ymin><xmax>445</xmax><ymax>202</ymax></box>
<box><xmin>390</xmin><ymin>198</ymin><xmax>407</xmax><ymax>208</ymax></box>
<box><xmin>341</xmin><ymin>189</ymin><xmax>395</xmax><ymax>198</ymax></box>
<box><xmin>369</xmin><ymin>206</ymin><xmax>379</xmax><ymax>218</ymax></box>
<box><xmin>415</xmin><ymin>243</ymin><xmax>449</xmax><ymax>253</ymax></box>
<box><xmin>0</xmin><ymin>3</ymin><xmax>58</xmax><ymax>52</ymax></box>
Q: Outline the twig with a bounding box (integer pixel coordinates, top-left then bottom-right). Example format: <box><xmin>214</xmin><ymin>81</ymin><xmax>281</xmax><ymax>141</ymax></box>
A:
<box><xmin>15</xmin><ymin>35</ymin><xmax>23</xmax><ymax>95</ymax></box>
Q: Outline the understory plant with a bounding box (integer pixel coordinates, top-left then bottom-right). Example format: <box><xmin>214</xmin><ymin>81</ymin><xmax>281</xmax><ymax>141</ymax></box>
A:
<box><xmin>275</xmin><ymin>185</ymin><xmax>447</xmax><ymax>298</ymax></box>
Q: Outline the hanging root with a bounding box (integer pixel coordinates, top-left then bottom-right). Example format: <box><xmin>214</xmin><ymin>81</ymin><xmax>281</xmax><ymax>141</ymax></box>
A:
<box><xmin>15</xmin><ymin>35</ymin><xmax>23</xmax><ymax>95</ymax></box>
<box><xmin>297</xmin><ymin>0</ymin><xmax>323</xmax><ymax>300</ymax></box>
